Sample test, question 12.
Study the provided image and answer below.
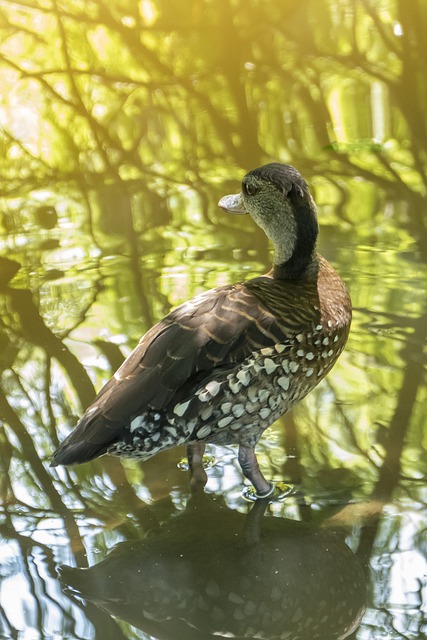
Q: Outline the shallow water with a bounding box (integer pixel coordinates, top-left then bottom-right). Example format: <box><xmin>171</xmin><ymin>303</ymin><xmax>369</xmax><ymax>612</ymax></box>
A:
<box><xmin>0</xmin><ymin>1</ymin><xmax>426</xmax><ymax>639</ymax></box>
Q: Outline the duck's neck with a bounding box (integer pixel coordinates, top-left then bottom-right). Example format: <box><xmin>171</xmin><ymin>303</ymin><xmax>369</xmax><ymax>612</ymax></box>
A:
<box><xmin>272</xmin><ymin>251</ymin><xmax>319</xmax><ymax>281</ymax></box>
<box><xmin>271</xmin><ymin>204</ymin><xmax>319</xmax><ymax>280</ymax></box>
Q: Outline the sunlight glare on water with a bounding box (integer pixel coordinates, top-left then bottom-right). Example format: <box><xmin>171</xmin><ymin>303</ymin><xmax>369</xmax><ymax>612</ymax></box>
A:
<box><xmin>0</xmin><ymin>0</ymin><xmax>426</xmax><ymax>639</ymax></box>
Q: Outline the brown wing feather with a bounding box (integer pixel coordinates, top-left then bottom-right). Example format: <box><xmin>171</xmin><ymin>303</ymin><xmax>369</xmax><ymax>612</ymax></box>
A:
<box><xmin>96</xmin><ymin>278</ymin><xmax>320</xmax><ymax>416</ymax></box>
<box><xmin>51</xmin><ymin>277</ymin><xmax>321</xmax><ymax>465</ymax></box>
<box><xmin>89</xmin><ymin>285</ymin><xmax>272</xmax><ymax>417</ymax></box>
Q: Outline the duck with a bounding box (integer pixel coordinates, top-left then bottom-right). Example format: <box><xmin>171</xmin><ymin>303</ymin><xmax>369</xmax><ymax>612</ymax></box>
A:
<box><xmin>51</xmin><ymin>163</ymin><xmax>352</xmax><ymax>499</ymax></box>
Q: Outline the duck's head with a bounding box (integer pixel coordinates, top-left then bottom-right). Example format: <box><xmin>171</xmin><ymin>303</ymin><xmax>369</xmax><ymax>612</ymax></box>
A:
<box><xmin>219</xmin><ymin>163</ymin><xmax>319</xmax><ymax>280</ymax></box>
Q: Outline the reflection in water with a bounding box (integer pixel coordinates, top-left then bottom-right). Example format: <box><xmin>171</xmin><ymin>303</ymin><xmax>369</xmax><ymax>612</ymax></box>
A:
<box><xmin>0</xmin><ymin>0</ymin><xmax>427</xmax><ymax>638</ymax></box>
<box><xmin>59</xmin><ymin>494</ymin><xmax>365</xmax><ymax>640</ymax></box>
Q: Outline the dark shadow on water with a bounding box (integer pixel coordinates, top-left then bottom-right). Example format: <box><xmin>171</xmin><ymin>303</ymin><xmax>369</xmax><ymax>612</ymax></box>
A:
<box><xmin>59</xmin><ymin>490</ymin><xmax>366</xmax><ymax>640</ymax></box>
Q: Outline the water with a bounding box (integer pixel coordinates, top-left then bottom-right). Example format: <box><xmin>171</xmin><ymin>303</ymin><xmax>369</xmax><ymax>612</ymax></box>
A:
<box><xmin>0</xmin><ymin>0</ymin><xmax>426</xmax><ymax>638</ymax></box>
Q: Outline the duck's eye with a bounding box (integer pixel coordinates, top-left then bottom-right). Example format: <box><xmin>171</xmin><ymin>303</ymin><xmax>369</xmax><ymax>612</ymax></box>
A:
<box><xmin>243</xmin><ymin>182</ymin><xmax>258</xmax><ymax>196</ymax></box>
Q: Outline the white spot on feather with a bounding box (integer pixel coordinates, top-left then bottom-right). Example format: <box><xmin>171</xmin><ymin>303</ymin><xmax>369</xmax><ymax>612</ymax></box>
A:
<box><xmin>259</xmin><ymin>407</ymin><xmax>271</xmax><ymax>420</ymax></box>
<box><xmin>218</xmin><ymin>415</ymin><xmax>233</xmax><ymax>428</ymax></box>
<box><xmin>197</xmin><ymin>425</ymin><xmax>211</xmax><ymax>439</ymax></box>
<box><xmin>237</xmin><ymin>369</ymin><xmax>251</xmax><ymax>386</ymax></box>
<box><xmin>229</xmin><ymin>379</ymin><xmax>241</xmax><ymax>394</ymax></box>
<box><xmin>275</xmin><ymin>343</ymin><xmax>286</xmax><ymax>353</ymax></box>
<box><xmin>189</xmin><ymin>417</ymin><xmax>197</xmax><ymax>428</ymax></box>
<box><xmin>130</xmin><ymin>415</ymin><xmax>144</xmax><ymax>432</ymax></box>
<box><xmin>232</xmin><ymin>404</ymin><xmax>245</xmax><ymax>418</ymax></box>
<box><xmin>264</xmin><ymin>358</ymin><xmax>278</xmax><ymax>375</ymax></box>
<box><xmin>173</xmin><ymin>400</ymin><xmax>191</xmax><ymax>417</ymax></box>
<box><xmin>261</xmin><ymin>347</ymin><xmax>274</xmax><ymax>356</ymax></box>
<box><xmin>278</xmin><ymin>376</ymin><xmax>290</xmax><ymax>391</ymax></box>
<box><xmin>206</xmin><ymin>380</ymin><xmax>221</xmax><ymax>396</ymax></box>
<box><xmin>258</xmin><ymin>389</ymin><xmax>269</xmax><ymax>403</ymax></box>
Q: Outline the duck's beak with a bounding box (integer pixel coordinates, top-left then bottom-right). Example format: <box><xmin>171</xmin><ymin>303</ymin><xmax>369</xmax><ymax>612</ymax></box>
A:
<box><xmin>218</xmin><ymin>192</ymin><xmax>247</xmax><ymax>214</ymax></box>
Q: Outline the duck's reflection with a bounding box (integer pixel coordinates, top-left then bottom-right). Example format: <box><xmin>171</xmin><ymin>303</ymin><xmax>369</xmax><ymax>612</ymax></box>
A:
<box><xmin>59</xmin><ymin>493</ymin><xmax>365</xmax><ymax>640</ymax></box>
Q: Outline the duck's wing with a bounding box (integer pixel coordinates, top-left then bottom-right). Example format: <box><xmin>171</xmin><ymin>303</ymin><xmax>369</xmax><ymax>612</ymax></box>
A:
<box><xmin>51</xmin><ymin>279</ymin><xmax>320</xmax><ymax>465</ymax></box>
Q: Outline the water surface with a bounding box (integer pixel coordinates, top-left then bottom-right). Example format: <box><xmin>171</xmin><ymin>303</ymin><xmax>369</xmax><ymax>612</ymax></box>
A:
<box><xmin>0</xmin><ymin>1</ymin><xmax>426</xmax><ymax>639</ymax></box>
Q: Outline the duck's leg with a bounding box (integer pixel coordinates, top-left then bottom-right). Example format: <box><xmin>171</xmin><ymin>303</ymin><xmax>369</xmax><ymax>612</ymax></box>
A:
<box><xmin>238</xmin><ymin>444</ymin><xmax>274</xmax><ymax>499</ymax></box>
<box><xmin>187</xmin><ymin>442</ymin><xmax>207</xmax><ymax>490</ymax></box>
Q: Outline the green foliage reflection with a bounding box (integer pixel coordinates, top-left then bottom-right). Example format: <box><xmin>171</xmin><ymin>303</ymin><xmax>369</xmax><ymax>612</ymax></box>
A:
<box><xmin>0</xmin><ymin>1</ymin><xmax>426</xmax><ymax>639</ymax></box>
